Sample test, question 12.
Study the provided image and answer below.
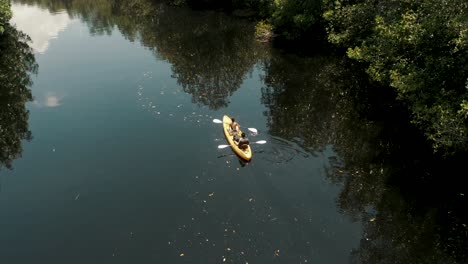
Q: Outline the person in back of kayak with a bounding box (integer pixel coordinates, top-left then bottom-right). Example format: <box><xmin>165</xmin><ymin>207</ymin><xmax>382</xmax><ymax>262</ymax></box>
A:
<box><xmin>234</xmin><ymin>132</ymin><xmax>249</xmax><ymax>150</ymax></box>
<box><xmin>230</xmin><ymin>117</ymin><xmax>240</xmax><ymax>136</ymax></box>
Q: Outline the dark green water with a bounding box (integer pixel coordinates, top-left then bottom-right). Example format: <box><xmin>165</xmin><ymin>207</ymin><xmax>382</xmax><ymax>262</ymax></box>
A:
<box><xmin>1</xmin><ymin>1</ymin><xmax>467</xmax><ymax>264</ymax></box>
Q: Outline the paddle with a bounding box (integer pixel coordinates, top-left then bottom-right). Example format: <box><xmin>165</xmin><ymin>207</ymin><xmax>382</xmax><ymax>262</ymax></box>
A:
<box><xmin>212</xmin><ymin>119</ymin><xmax>258</xmax><ymax>134</ymax></box>
<box><xmin>218</xmin><ymin>140</ymin><xmax>267</xmax><ymax>149</ymax></box>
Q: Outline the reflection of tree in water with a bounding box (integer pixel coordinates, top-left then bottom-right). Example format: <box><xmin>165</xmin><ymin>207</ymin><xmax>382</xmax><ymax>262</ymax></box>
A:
<box><xmin>337</xmin><ymin>128</ymin><xmax>468</xmax><ymax>264</ymax></box>
<box><xmin>161</xmin><ymin>13</ymin><xmax>260</xmax><ymax>109</ymax></box>
<box><xmin>0</xmin><ymin>24</ymin><xmax>37</xmax><ymax>170</ymax></box>
<box><xmin>261</xmin><ymin>52</ymin><xmax>468</xmax><ymax>263</ymax></box>
<box><xmin>14</xmin><ymin>0</ymin><xmax>116</xmax><ymax>35</ymax></box>
<box><xmin>18</xmin><ymin>0</ymin><xmax>267</xmax><ymax>110</ymax></box>
<box><xmin>115</xmin><ymin>2</ymin><xmax>266</xmax><ymax>109</ymax></box>
<box><xmin>260</xmin><ymin>51</ymin><xmax>369</xmax><ymax>150</ymax></box>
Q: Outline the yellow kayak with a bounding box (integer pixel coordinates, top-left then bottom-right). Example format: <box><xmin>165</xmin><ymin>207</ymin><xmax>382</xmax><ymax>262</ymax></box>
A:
<box><xmin>223</xmin><ymin>115</ymin><xmax>252</xmax><ymax>161</ymax></box>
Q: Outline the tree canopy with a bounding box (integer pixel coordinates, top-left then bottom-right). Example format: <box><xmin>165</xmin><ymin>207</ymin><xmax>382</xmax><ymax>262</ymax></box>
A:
<box><xmin>324</xmin><ymin>0</ymin><xmax>468</xmax><ymax>153</ymax></box>
<box><xmin>0</xmin><ymin>0</ymin><xmax>12</xmax><ymax>34</ymax></box>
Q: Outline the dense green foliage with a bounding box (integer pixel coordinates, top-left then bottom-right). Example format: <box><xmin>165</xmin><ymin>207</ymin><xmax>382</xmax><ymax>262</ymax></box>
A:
<box><xmin>270</xmin><ymin>0</ymin><xmax>323</xmax><ymax>40</ymax></box>
<box><xmin>257</xmin><ymin>0</ymin><xmax>468</xmax><ymax>153</ymax></box>
<box><xmin>324</xmin><ymin>0</ymin><xmax>468</xmax><ymax>153</ymax></box>
<box><xmin>0</xmin><ymin>24</ymin><xmax>37</xmax><ymax>170</ymax></box>
<box><xmin>0</xmin><ymin>0</ymin><xmax>12</xmax><ymax>34</ymax></box>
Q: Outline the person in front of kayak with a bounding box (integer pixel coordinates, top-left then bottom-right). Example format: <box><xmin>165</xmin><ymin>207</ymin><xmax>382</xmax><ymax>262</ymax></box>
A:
<box><xmin>235</xmin><ymin>132</ymin><xmax>249</xmax><ymax>150</ymax></box>
<box><xmin>230</xmin><ymin>117</ymin><xmax>240</xmax><ymax>136</ymax></box>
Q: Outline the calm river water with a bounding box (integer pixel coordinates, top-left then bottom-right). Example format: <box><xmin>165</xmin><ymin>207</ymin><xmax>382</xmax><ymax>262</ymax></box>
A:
<box><xmin>1</xmin><ymin>1</ymin><xmax>466</xmax><ymax>264</ymax></box>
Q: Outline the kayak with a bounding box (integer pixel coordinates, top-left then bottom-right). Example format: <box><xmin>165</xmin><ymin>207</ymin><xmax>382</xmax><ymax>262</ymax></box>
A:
<box><xmin>223</xmin><ymin>115</ymin><xmax>252</xmax><ymax>161</ymax></box>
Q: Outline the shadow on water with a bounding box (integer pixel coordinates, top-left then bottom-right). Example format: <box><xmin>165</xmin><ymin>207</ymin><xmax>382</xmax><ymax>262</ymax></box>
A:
<box><xmin>0</xmin><ymin>24</ymin><xmax>37</xmax><ymax>172</ymax></box>
<box><xmin>260</xmin><ymin>50</ymin><xmax>468</xmax><ymax>263</ymax></box>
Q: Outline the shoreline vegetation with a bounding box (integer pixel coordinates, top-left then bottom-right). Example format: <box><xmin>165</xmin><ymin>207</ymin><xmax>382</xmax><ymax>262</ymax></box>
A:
<box><xmin>0</xmin><ymin>0</ymin><xmax>12</xmax><ymax>34</ymax></box>
<box><xmin>176</xmin><ymin>0</ymin><xmax>468</xmax><ymax>155</ymax></box>
<box><xmin>1</xmin><ymin>0</ymin><xmax>467</xmax><ymax>155</ymax></box>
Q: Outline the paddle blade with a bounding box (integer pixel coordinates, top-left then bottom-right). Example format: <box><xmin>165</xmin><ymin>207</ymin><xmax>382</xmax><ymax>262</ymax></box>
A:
<box><xmin>248</xmin><ymin>128</ymin><xmax>258</xmax><ymax>133</ymax></box>
<box><xmin>255</xmin><ymin>140</ymin><xmax>267</xmax><ymax>144</ymax></box>
<box><xmin>213</xmin><ymin>119</ymin><xmax>223</xmax><ymax>124</ymax></box>
<box><xmin>218</xmin><ymin>145</ymin><xmax>231</xmax><ymax>149</ymax></box>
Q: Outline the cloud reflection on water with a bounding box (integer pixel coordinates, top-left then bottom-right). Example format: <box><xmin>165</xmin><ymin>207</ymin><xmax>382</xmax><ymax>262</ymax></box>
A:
<box><xmin>32</xmin><ymin>92</ymin><xmax>63</xmax><ymax>108</ymax></box>
<box><xmin>10</xmin><ymin>3</ymin><xmax>73</xmax><ymax>54</ymax></box>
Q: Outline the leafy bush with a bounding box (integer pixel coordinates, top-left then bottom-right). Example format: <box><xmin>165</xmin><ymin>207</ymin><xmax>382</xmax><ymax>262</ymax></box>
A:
<box><xmin>324</xmin><ymin>0</ymin><xmax>468</xmax><ymax>153</ymax></box>
<box><xmin>0</xmin><ymin>0</ymin><xmax>12</xmax><ymax>34</ymax></box>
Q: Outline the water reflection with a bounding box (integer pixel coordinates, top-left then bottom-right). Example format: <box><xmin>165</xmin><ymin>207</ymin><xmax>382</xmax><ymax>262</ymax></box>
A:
<box><xmin>260</xmin><ymin>52</ymin><xmax>468</xmax><ymax>263</ymax></box>
<box><xmin>148</xmin><ymin>7</ymin><xmax>266</xmax><ymax>109</ymax></box>
<box><xmin>0</xmin><ymin>24</ymin><xmax>37</xmax><ymax>170</ymax></box>
<box><xmin>334</xmin><ymin>126</ymin><xmax>468</xmax><ymax>263</ymax></box>
<box><xmin>32</xmin><ymin>92</ymin><xmax>63</xmax><ymax>107</ymax></box>
<box><xmin>260</xmin><ymin>51</ymin><xmax>361</xmax><ymax>151</ymax></box>
<box><xmin>16</xmin><ymin>0</ymin><xmax>267</xmax><ymax>109</ymax></box>
<box><xmin>10</xmin><ymin>3</ymin><xmax>72</xmax><ymax>54</ymax></box>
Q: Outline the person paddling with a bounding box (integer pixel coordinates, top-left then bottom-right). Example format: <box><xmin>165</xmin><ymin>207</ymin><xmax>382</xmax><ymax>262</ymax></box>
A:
<box><xmin>234</xmin><ymin>132</ymin><xmax>249</xmax><ymax>150</ymax></box>
<box><xmin>230</xmin><ymin>117</ymin><xmax>240</xmax><ymax>136</ymax></box>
